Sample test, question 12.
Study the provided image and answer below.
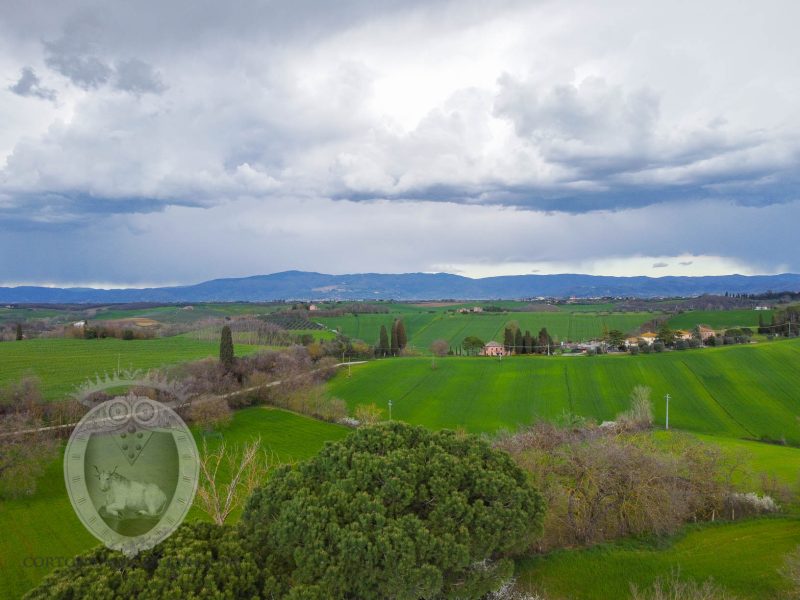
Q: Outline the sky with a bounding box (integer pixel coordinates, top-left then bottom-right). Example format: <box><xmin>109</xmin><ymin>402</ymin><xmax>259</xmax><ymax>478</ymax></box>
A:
<box><xmin>1</xmin><ymin>0</ymin><xmax>799</xmax><ymax>287</ymax></box>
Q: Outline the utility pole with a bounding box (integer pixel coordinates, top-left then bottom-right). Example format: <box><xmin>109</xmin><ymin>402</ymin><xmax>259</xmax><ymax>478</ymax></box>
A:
<box><xmin>665</xmin><ymin>393</ymin><xmax>671</xmax><ymax>430</ymax></box>
<box><xmin>388</xmin><ymin>399</ymin><xmax>393</xmax><ymax>421</ymax></box>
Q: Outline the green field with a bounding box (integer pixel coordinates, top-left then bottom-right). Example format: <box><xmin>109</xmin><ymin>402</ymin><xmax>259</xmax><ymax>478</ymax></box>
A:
<box><xmin>328</xmin><ymin>338</ymin><xmax>800</xmax><ymax>442</ymax></box>
<box><xmin>668</xmin><ymin>309</ymin><xmax>774</xmax><ymax>331</ymax></box>
<box><xmin>0</xmin><ymin>407</ymin><xmax>349</xmax><ymax>600</ymax></box>
<box><xmin>317</xmin><ymin>310</ymin><xmax>659</xmax><ymax>348</ymax></box>
<box><xmin>516</xmin><ymin>518</ymin><xmax>800</xmax><ymax>599</ymax></box>
<box><xmin>0</xmin><ymin>337</ymin><xmax>259</xmax><ymax>400</ymax></box>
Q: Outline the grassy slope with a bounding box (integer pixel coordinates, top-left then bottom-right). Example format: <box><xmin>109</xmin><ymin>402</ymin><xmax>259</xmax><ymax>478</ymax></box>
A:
<box><xmin>0</xmin><ymin>338</ymin><xmax>259</xmax><ymax>400</ymax></box>
<box><xmin>515</xmin><ymin>518</ymin><xmax>800</xmax><ymax>599</ymax></box>
<box><xmin>327</xmin><ymin>339</ymin><xmax>800</xmax><ymax>442</ymax></box>
<box><xmin>0</xmin><ymin>407</ymin><xmax>349</xmax><ymax>600</ymax></box>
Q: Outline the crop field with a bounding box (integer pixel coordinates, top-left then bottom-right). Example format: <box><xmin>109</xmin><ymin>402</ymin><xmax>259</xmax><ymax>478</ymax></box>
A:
<box><xmin>0</xmin><ymin>337</ymin><xmax>259</xmax><ymax>400</ymax></box>
<box><xmin>327</xmin><ymin>338</ymin><xmax>800</xmax><ymax>442</ymax></box>
<box><xmin>317</xmin><ymin>310</ymin><xmax>659</xmax><ymax>348</ymax></box>
<box><xmin>668</xmin><ymin>309</ymin><xmax>774</xmax><ymax>331</ymax></box>
<box><xmin>515</xmin><ymin>518</ymin><xmax>800</xmax><ymax>599</ymax></box>
<box><xmin>0</xmin><ymin>407</ymin><xmax>349</xmax><ymax>600</ymax></box>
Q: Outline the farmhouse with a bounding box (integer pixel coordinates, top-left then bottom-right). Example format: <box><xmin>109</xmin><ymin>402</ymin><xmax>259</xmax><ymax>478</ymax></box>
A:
<box><xmin>308</xmin><ymin>304</ymin><xmax>319</xmax><ymax>311</ymax></box>
<box><xmin>755</xmin><ymin>305</ymin><xmax>770</xmax><ymax>311</ymax></box>
<box><xmin>675</xmin><ymin>329</ymin><xmax>693</xmax><ymax>341</ymax></box>
<box><xmin>639</xmin><ymin>332</ymin><xmax>658</xmax><ymax>345</ymax></box>
<box><xmin>697</xmin><ymin>326</ymin><xmax>716</xmax><ymax>341</ymax></box>
<box><xmin>625</xmin><ymin>336</ymin><xmax>640</xmax><ymax>348</ymax></box>
<box><xmin>72</xmin><ymin>320</ymin><xmax>86</xmax><ymax>329</ymax></box>
<box><xmin>481</xmin><ymin>341</ymin><xmax>506</xmax><ymax>356</ymax></box>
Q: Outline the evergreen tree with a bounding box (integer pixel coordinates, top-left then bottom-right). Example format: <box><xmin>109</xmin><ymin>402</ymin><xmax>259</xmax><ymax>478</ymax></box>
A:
<box><xmin>390</xmin><ymin>320</ymin><xmax>399</xmax><ymax>356</ymax></box>
<box><xmin>15</xmin><ymin>323</ymin><xmax>22</xmax><ymax>341</ymax></box>
<box><xmin>219</xmin><ymin>325</ymin><xmax>235</xmax><ymax>369</ymax></box>
<box><xmin>396</xmin><ymin>319</ymin><xmax>408</xmax><ymax>349</ymax></box>
<box><xmin>537</xmin><ymin>327</ymin><xmax>552</xmax><ymax>355</ymax></box>
<box><xmin>524</xmin><ymin>330</ymin><xmax>532</xmax><ymax>354</ymax></box>
<box><xmin>503</xmin><ymin>327</ymin><xmax>514</xmax><ymax>352</ymax></box>
<box><xmin>514</xmin><ymin>329</ymin><xmax>523</xmax><ymax>355</ymax></box>
<box><xmin>378</xmin><ymin>325</ymin><xmax>390</xmax><ymax>357</ymax></box>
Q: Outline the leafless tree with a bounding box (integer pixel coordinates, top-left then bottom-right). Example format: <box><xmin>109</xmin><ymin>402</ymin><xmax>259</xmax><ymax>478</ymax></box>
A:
<box><xmin>355</xmin><ymin>403</ymin><xmax>384</xmax><ymax>426</ymax></box>
<box><xmin>195</xmin><ymin>437</ymin><xmax>270</xmax><ymax>526</ymax></box>
<box><xmin>189</xmin><ymin>396</ymin><xmax>232</xmax><ymax>433</ymax></box>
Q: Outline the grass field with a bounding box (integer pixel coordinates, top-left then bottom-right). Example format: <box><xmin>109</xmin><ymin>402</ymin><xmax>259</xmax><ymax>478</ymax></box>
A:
<box><xmin>0</xmin><ymin>407</ymin><xmax>349</xmax><ymax>600</ymax></box>
<box><xmin>515</xmin><ymin>518</ymin><xmax>800</xmax><ymax>599</ymax></box>
<box><xmin>327</xmin><ymin>338</ymin><xmax>800</xmax><ymax>443</ymax></box>
<box><xmin>0</xmin><ymin>337</ymin><xmax>259</xmax><ymax>400</ymax></box>
<box><xmin>317</xmin><ymin>310</ymin><xmax>659</xmax><ymax>348</ymax></box>
<box><xmin>668</xmin><ymin>309</ymin><xmax>774</xmax><ymax>331</ymax></box>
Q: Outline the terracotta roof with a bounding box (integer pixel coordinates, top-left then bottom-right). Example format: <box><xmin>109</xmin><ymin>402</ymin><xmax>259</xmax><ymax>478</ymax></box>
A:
<box><xmin>484</xmin><ymin>341</ymin><xmax>503</xmax><ymax>347</ymax></box>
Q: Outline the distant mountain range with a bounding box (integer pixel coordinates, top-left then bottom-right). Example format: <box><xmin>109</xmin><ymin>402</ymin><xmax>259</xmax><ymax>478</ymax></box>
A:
<box><xmin>2</xmin><ymin>271</ymin><xmax>800</xmax><ymax>303</ymax></box>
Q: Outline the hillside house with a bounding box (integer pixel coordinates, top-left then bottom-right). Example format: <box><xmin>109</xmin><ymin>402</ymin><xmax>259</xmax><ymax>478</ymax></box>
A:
<box><xmin>72</xmin><ymin>320</ymin><xmax>86</xmax><ymax>329</ymax></box>
<box><xmin>755</xmin><ymin>305</ymin><xmax>770</xmax><ymax>311</ymax></box>
<box><xmin>625</xmin><ymin>336</ymin><xmax>640</xmax><ymax>348</ymax></box>
<box><xmin>675</xmin><ymin>329</ymin><xmax>693</xmax><ymax>341</ymax></box>
<box><xmin>481</xmin><ymin>341</ymin><xmax>506</xmax><ymax>356</ymax></box>
<box><xmin>308</xmin><ymin>304</ymin><xmax>319</xmax><ymax>311</ymax></box>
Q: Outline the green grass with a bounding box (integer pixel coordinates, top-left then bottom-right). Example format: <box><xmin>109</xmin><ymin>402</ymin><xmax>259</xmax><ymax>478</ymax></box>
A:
<box><xmin>668</xmin><ymin>309</ymin><xmax>774</xmax><ymax>331</ymax></box>
<box><xmin>515</xmin><ymin>518</ymin><xmax>800</xmax><ymax>599</ymax></box>
<box><xmin>0</xmin><ymin>407</ymin><xmax>349</xmax><ymax>600</ymax></box>
<box><xmin>327</xmin><ymin>338</ymin><xmax>800</xmax><ymax>443</ymax></box>
<box><xmin>317</xmin><ymin>311</ymin><xmax>659</xmax><ymax>348</ymax></box>
<box><xmin>0</xmin><ymin>337</ymin><xmax>259</xmax><ymax>400</ymax></box>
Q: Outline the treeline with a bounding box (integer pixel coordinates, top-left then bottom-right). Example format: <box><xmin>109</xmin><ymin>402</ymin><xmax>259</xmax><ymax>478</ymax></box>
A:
<box><xmin>503</xmin><ymin>325</ymin><xmax>555</xmax><ymax>354</ymax></box>
<box><xmin>760</xmin><ymin>305</ymin><xmax>800</xmax><ymax>336</ymax></box>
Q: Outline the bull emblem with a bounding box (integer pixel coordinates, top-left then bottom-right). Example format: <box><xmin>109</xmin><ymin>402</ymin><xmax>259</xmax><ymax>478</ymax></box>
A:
<box><xmin>93</xmin><ymin>465</ymin><xmax>167</xmax><ymax>518</ymax></box>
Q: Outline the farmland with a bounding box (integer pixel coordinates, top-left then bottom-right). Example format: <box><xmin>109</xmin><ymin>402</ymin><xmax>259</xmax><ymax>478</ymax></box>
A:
<box><xmin>0</xmin><ymin>407</ymin><xmax>349</xmax><ymax>600</ymax></box>
<box><xmin>327</xmin><ymin>338</ymin><xmax>800</xmax><ymax>442</ymax></box>
<box><xmin>516</xmin><ymin>518</ymin><xmax>800</xmax><ymax>599</ymax></box>
<box><xmin>668</xmin><ymin>309</ymin><xmax>774</xmax><ymax>331</ymax></box>
<box><xmin>0</xmin><ymin>337</ymin><xmax>259</xmax><ymax>400</ymax></box>
<box><xmin>316</xmin><ymin>310</ymin><xmax>660</xmax><ymax>348</ymax></box>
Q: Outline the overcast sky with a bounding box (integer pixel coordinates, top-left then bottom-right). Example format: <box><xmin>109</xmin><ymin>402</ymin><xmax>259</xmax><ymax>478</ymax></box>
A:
<box><xmin>1</xmin><ymin>0</ymin><xmax>799</xmax><ymax>287</ymax></box>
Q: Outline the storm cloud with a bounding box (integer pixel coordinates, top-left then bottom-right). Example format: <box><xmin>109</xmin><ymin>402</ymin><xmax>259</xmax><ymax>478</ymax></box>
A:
<box><xmin>1</xmin><ymin>0</ymin><xmax>799</xmax><ymax>284</ymax></box>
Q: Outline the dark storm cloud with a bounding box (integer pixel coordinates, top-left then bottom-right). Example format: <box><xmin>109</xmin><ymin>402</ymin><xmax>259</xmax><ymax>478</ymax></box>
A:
<box><xmin>1</xmin><ymin>0</ymin><xmax>800</xmax><ymax>283</ymax></box>
<box><xmin>8</xmin><ymin>67</ymin><xmax>57</xmax><ymax>101</ymax></box>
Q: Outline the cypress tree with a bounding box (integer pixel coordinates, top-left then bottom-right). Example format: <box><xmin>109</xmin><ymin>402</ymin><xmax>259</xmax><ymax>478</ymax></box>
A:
<box><xmin>524</xmin><ymin>330</ymin><xmax>532</xmax><ymax>354</ymax></box>
<box><xmin>379</xmin><ymin>325</ymin><xmax>390</xmax><ymax>357</ymax></box>
<box><xmin>537</xmin><ymin>327</ymin><xmax>552</xmax><ymax>355</ymax></box>
<box><xmin>503</xmin><ymin>327</ymin><xmax>514</xmax><ymax>352</ymax></box>
<box><xmin>220</xmin><ymin>325</ymin><xmax>235</xmax><ymax>369</ymax></box>
<box><xmin>15</xmin><ymin>323</ymin><xmax>22</xmax><ymax>341</ymax></box>
<box><xmin>396</xmin><ymin>319</ymin><xmax>407</xmax><ymax>349</ymax></box>
<box><xmin>514</xmin><ymin>329</ymin><xmax>523</xmax><ymax>355</ymax></box>
<box><xmin>390</xmin><ymin>321</ymin><xmax>399</xmax><ymax>356</ymax></box>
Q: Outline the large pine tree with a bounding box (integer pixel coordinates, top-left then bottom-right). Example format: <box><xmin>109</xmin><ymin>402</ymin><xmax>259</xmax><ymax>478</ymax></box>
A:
<box><xmin>378</xmin><ymin>325</ymin><xmax>390</xmax><ymax>357</ymax></box>
<box><xmin>15</xmin><ymin>322</ymin><xmax>22</xmax><ymax>341</ymax></box>
<box><xmin>219</xmin><ymin>325</ymin><xmax>235</xmax><ymax>369</ymax></box>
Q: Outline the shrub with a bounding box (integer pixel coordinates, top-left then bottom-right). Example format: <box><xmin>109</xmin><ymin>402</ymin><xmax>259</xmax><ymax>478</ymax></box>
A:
<box><xmin>617</xmin><ymin>385</ymin><xmax>653</xmax><ymax>431</ymax></box>
<box><xmin>354</xmin><ymin>402</ymin><xmax>383</xmax><ymax>425</ymax></box>
<box><xmin>782</xmin><ymin>545</ymin><xmax>800</xmax><ymax>599</ymax></box>
<box><xmin>630</xmin><ymin>573</ymin><xmax>738</xmax><ymax>600</ymax></box>
<box><xmin>240</xmin><ymin>422</ymin><xmax>545</xmax><ymax>599</ymax></box>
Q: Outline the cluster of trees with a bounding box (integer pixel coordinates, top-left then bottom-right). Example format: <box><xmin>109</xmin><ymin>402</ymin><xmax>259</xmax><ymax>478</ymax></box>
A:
<box><xmin>375</xmin><ymin>318</ymin><xmax>407</xmax><ymax>357</ymax></box>
<box><xmin>761</xmin><ymin>305</ymin><xmax>800</xmax><ymax>336</ymax></box>
<box><xmin>503</xmin><ymin>325</ymin><xmax>554</xmax><ymax>355</ymax></box>
<box><xmin>28</xmin><ymin>423</ymin><xmax>545</xmax><ymax>600</ymax></box>
<box><xmin>0</xmin><ymin>378</ymin><xmax>70</xmax><ymax>498</ymax></box>
<box><xmin>64</xmin><ymin>320</ymin><xmax>155</xmax><ymax>341</ymax></box>
<box><xmin>494</xmin><ymin>387</ymin><xmax>770</xmax><ymax>551</ymax></box>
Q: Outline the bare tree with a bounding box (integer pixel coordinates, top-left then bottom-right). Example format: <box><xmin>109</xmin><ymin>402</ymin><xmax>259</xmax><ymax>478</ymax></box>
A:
<box><xmin>195</xmin><ymin>437</ymin><xmax>270</xmax><ymax>526</ymax></box>
<box><xmin>0</xmin><ymin>377</ymin><xmax>59</xmax><ymax>498</ymax></box>
<box><xmin>189</xmin><ymin>396</ymin><xmax>232</xmax><ymax>433</ymax></box>
<box><xmin>430</xmin><ymin>339</ymin><xmax>449</xmax><ymax>357</ymax></box>
<box><xmin>355</xmin><ymin>403</ymin><xmax>384</xmax><ymax>426</ymax></box>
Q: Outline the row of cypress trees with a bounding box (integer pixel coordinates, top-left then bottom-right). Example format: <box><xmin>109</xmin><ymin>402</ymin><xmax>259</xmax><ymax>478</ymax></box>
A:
<box><xmin>377</xmin><ymin>319</ymin><xmax>407</xmax><ymax>356</ymax></box>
